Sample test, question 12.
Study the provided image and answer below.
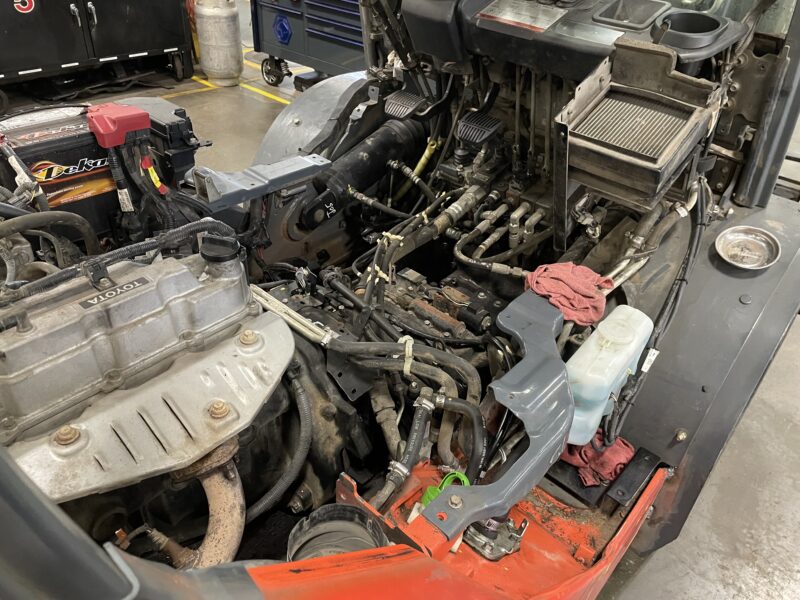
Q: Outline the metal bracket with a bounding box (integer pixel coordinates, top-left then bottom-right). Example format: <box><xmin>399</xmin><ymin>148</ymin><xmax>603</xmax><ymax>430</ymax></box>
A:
<box><xmin>419</xmin><ymin>292</ymin><xmax>574</xmax><ymax>539</ymax></box>
<box><xmin>192</xmin><ymin>154</ymin><xmax>331</xmax><ymax>210</ymax></box>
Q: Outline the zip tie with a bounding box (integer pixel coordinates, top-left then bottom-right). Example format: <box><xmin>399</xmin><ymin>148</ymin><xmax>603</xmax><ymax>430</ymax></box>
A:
<box><xmin>397</xmin><ymin>335</ymin><xmax>414</xmax><ymax>376</ymax></box>
<box><xmin>365</xmin><ymin>265</ymin><xmax>391</xmax><ymax>283</ymax></box>
<box><xmin>383</xmin><ymin>231</ymin><xmax>404</xmax><ymax>242</ymax></box>
<box><xmin>419</xmin><ymin>211</ymin><xmax>429</xmax><ymax>224</ymax></box>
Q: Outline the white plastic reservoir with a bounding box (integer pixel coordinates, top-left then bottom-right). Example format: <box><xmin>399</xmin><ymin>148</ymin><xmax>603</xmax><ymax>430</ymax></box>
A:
<box><xmin>566</xmin><ymin>305</ymin><xmax>653</xmax><ymax>445</ymax></box>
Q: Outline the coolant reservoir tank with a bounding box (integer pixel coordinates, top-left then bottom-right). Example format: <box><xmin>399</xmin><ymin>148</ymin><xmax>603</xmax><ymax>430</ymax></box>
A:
<box><xmin>566</xmin><ymin>305</ymin><xmax>653</xmax><ymax>446</ymax></box>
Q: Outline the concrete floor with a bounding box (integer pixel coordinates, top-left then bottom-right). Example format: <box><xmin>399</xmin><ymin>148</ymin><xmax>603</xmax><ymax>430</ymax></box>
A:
<box><xmin>3</xmin><ymin>24</ymin><xmax>800</xmax><ymax>597</ymax></box>
<box><xmin>600</xmin><ymin>319</ymin><xmax>800</xmax><ymax>600</ymax></box>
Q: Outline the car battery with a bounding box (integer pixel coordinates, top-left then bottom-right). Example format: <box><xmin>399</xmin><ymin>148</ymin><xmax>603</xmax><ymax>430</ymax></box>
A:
<box><xmin>0</xmin><ymin>99</ymin><xmax>203</xmax><ymax>235</ymax></box>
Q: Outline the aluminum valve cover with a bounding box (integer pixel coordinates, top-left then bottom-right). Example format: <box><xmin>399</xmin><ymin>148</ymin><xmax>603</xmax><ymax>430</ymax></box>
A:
<box><xmin>0</xmin><ymin>254</ymin><xmax>252</xmax><ymax>444</ymax></box>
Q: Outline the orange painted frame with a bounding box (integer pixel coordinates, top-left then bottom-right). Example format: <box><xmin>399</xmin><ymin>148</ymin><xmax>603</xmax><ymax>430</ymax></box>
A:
<box><xmin>247</xmin><ymin>468</ymin><xmax>668</xmax><ymax>600</ymax></box>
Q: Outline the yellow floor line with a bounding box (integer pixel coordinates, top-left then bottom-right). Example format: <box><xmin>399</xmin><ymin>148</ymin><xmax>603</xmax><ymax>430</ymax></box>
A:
<box><xmin>244</xmin><ymin>59</ymin><xmax>263</xmax><ymax>71</ymax></box>
<box><xmin>161</xmin><ymin>86</ymin><xmax>218</xmax><ymax>99</ymax></box>
<box><xmin>239</xmin><ymin>82</ymin><xmax>292</xmax><ymax>105</ymax></box>
<box><xmin>191</xmin><ymin>75</ymin><xmax>218</xmax><ymax>89</ymax></box>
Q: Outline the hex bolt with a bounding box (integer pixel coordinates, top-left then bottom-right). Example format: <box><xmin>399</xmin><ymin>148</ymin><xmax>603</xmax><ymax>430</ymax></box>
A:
<box><xmin>239</xmin><ymin>329</ymin><xmax>258</xmax><ymax>345</ymax></box>
<box><xmin>208</xmin><ymin>400</ymin><xmax>230</xmax><ymax>419</ymax></box>
<box><xmin>448</xmin><ymin>494</ymin><xmax>463</xmax><ymax>509</ymax></box>
<box><xmin>54</xmin><ymin>425</ymin><xmax>81</xmax><ymax>445</ymax></box>
<box><xmin>675</xmin><ymin>429</ymin><xmax>688</xmax><ymax>442</ymax></box>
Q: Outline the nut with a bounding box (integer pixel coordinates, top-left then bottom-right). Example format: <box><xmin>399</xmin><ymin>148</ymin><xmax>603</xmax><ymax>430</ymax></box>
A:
<box><xmin>675</xmin><ymin>429</ymin><xmax>688</xmax><ymax>442</ymax></box>
<box><xmin>208</xmin><ymin>400</ymin><xmax>230</xmax><ymax>419</ymax></box>
<box><xmin>54</xmin><ymin>425</ymin><xmax>81</xmax><ymax>445</ymax></box>
<box><xmin>239</xmin><ymin>329</ymin><xmax>258</xmax><ymax>345</ymax></box>
<box><xmin>448</xmin><ymin>494</ymin><xmax>463</xmax><ymax>509</ymax></box>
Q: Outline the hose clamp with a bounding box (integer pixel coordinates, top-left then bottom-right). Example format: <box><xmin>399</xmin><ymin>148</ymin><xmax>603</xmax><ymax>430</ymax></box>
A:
<box><xmin>414</xmin><ymin>397</ymin><xmax>436</xmax><ymax>412</ymax></box>
<box><xmin>388</xmin><ymin>460</ymin><xmax>410</xmax><ymax>479</ymax></box>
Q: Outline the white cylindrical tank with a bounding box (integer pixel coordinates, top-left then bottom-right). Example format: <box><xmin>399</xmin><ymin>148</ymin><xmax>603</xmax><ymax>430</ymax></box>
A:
<box><xmin>566</xmin><ymin>305</ymin><xmax>654</xmax><ymax>445</ymax></box>
<box><xmin>195</xmin><ymin>0</ymin><xmax>243</xmax><ymax>86</ymax></box>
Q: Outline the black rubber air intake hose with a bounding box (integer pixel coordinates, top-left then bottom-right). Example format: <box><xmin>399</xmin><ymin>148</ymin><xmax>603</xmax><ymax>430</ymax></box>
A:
<box><xmin>0</xmin><ymin>211</ymin><xmax>101</xmax><ymax>255</ymax></box>
<box><xmin>314</xmin><ymin>119</ymin><xmax>426</xmax><ymax>202</ymax></box>
<box><xmin>246</xmin><ymin>359</ymin><xmax>313</xmax><ymax>523</ymax></box>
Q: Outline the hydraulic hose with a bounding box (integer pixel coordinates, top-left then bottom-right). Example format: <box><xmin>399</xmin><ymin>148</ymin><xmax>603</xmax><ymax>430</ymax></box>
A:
<box><xmin>386</xmin><ymin>159</ymin><xmax>437</xmax><ymax>205</ymax></box>
<box><xmin>246</xmin><ymin>359</ymin><xmax>313</xmax><ymax>523</ymax></box>
<box><xmin>0</xmin><ymin>211</ymin><xmax>101</xmax><ymax>255</ymax></box>
<box><xmin>391</xmin><ymin>139</ymin><xmax>439</xmax><ymax>202</ymax></box>
<box><xmin>348</xmin><ymin>187</ymin><xmax>411</xmax><ymax>220</ymax></box>
<box><xmin>604</xmin><ymin>179</ymin><xmax>708</xmax><ymax>445</ymax></box>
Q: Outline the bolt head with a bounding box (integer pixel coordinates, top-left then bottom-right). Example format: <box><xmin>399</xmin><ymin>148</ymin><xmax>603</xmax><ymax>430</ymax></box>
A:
<box><xmin>448</xmin><ymin>494</ymin><xmax>463</xmax><ymax>509</ymax></box>
<box><xmin>209</xmin><ymin>400</ymin><xmax>230</xmax><ymax>419</ymax></box>
<box><xmin>239</xmin><ymin>329</ymin><xmax>258</xmax><ymax>345</ymax></box>
<box><xmin>675</xmin><ymin>429</ymin><xmax>688</xmax><ymax>442</ymax></box>
<box><xmin>54</xmin><ymin>424</ymin><xmax>80</xmax><ymax>445</ymax></box>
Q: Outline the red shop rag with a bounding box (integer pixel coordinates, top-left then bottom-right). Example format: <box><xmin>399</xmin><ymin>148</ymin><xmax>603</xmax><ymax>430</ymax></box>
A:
<box><xmin>560</xmin><ymin>430</ymin><xmax>635</xmax><ymax>487</ymax></box>
<box><xmin>525</xmin><ymin>262</ymin><xmax>613</xmax><ymax>326</ymax></box>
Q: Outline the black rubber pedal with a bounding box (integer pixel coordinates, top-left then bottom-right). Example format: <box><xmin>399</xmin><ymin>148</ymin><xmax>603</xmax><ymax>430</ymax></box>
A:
<box><xmin>457</xmin><ymin>111</ymin><xmax>503</xmax><ymax>146</ymax></box>
<box><xmin>385</xmin><ymin>90</ymin><xmax>428</xmax><ymax>119</ymax></box>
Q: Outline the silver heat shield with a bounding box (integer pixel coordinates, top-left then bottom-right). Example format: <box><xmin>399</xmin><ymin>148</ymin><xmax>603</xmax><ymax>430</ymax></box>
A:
<box><xmin>1</xmin><ymin>253</ymin><xmax>294</xmax><ymax>502</ymax></box>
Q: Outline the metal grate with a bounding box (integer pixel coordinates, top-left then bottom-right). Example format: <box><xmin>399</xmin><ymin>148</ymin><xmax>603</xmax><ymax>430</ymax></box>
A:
<box><xmin>574</xmin><ymin>91</ymin><xmax>692</xmax><ymax>161</ymax></box>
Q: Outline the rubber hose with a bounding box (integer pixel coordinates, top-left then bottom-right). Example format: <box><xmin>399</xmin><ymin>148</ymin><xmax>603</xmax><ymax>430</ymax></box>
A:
<box><xmin>440</xmin><ymin>396</ymin><xmax>487</xmax><ymax>483</ymax></box>
<box><xmin>371</xmin><ymin>402</ymin><xmax>433</xmax><ymax>510</ymax></box>
<box><xmin>246</xmin><ymin>360</ymin><xmax>313</xmax><ymax>523</ymax></box>
<box><xmin>371</xmin><ymin>378</ymin><xmax>403</xmax><ymax>460</ymax></box>
<box><xmin>644</xmin><ymin>211</ymin><xmax>682</xmax><ymax>251</ymax></box>
<box><xmin>328</xmin><ymin>339</ymin><xmax>481</xmax><ymax>405</ymax></box>
<box><xmin>0</xmin><ymin>201</ymin><xmax>30</xmax><ymax>218</ymax></box>
<box><xmin>0</xmin><ymin>211</ymin><xmax>101</xmax><ymax>255</ymax></box>
<box><xmin>2</xmin><ymin>218</ymin><xmax>234</xmax><ymax>303</ymax></box>
<box><xmin>386</xmin><ymin>160</ymin><xmax>437</xmax><ymax>205</ymax></box>
<box><xmin>350</xmin><ymin>356</ymin><xmax>460</xmax><ymax>468</ymax></box>
<box><xmin>349</xmin><ymin>188</ymin><xmax>411</xmax><ymax>219</ymax></box>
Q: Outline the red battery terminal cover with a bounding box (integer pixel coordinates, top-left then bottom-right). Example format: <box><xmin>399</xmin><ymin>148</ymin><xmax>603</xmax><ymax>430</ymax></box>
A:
<box><xmin>87</xmin><ymin>103</ymin><xmax>151</xmax><ymax>149</ymax></box>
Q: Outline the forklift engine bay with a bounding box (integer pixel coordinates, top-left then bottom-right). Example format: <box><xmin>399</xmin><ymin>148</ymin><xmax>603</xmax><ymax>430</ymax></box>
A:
<box><xmin>1</xmin><ymin>0</ymin><xmax>799</xmax><ymax>598</ymax></box>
